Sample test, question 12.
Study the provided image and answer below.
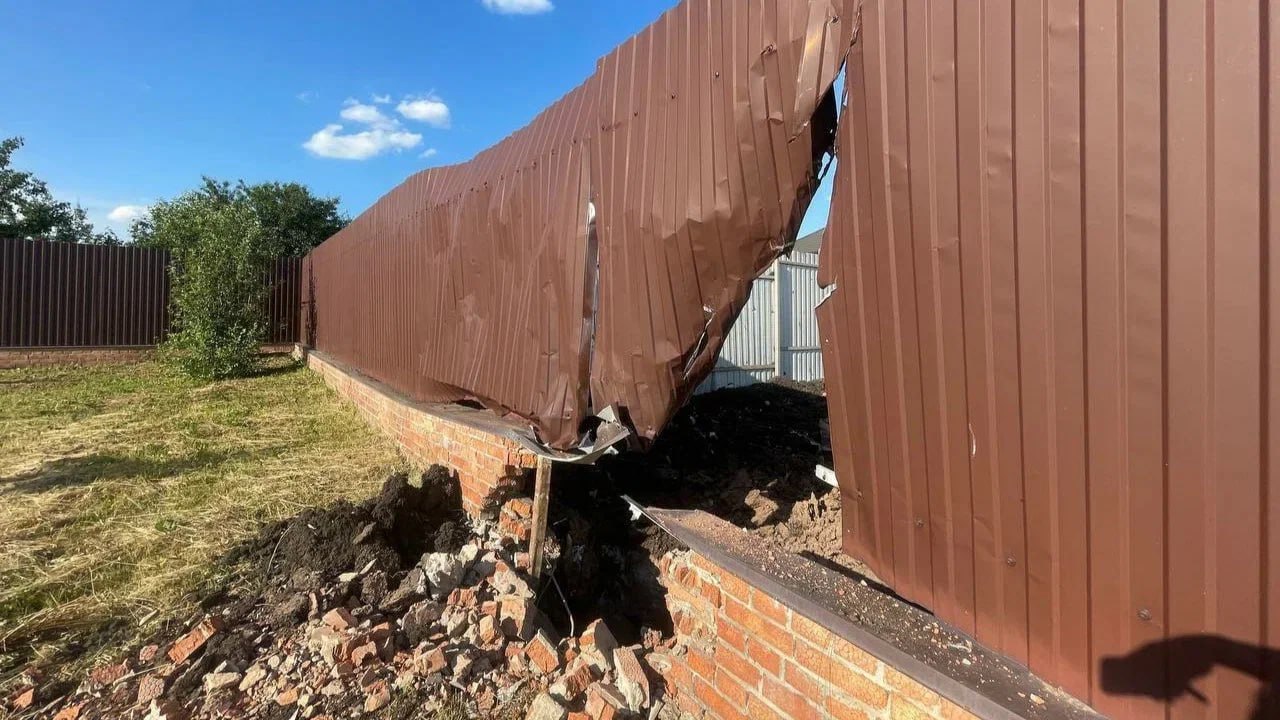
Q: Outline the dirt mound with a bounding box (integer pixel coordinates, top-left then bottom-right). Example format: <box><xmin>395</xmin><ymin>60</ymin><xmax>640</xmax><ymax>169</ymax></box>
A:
<box><xmin>221</xmin><ymin>469</ymin><xmax>464</xmax><ymax>592</ymax></box>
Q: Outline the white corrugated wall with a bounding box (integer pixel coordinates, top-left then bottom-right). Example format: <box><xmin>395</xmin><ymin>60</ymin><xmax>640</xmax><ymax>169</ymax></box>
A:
<box><xmin>697</xmin><ymin>251</ymin><xmax>831</xmax><ymax>394</ymax></box>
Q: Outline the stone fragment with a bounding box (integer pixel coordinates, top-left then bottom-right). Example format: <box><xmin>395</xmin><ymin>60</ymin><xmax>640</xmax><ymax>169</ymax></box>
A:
<box><xmin>322</xmin><ymin>607</ymin><xmax>356</xmax><ymax>631</ymax></box>
<box><xmin>525</xmin><ymin>692</ymin><xmax>568</xmax><ymax>720</ymax></box>
<box><xmin>451</xmin><ymin>648</ymin><xmax>479</xmax><ymax>680</ymax></box>
<box><xmin>307</xmin><ymin>626</ymin><xmax>344</xmax><ymax>665</ymax></box>
<box><xmin>414</xmin><ymin>646</ymin><xmax>448</xmax><ymax>675</ymax></box>
<box><xmin>419</xmin><ymin>548</ymin><xmax>474</xmax><ymax>599</ymax></box>
<box><xmin>276</xmin><ymin>688</ymin><xmax>299</xmax><ymax>706</ymax></box>
<box><xmin>525</xmin><ymin>631</ymin><xmax>561</xmax><ymax>675</ymax></box>
<box><xmin>491</xmin><ymin>570</ymin><xmax>534</xmax><ymax>598</ymax></box>
<box><xmin>350</xmin><ymin>641</ymin><xmax>380</xmax><ymax>667</ymax></box>
<box><xmin>364</xmin><ymin>681</ymin><xmax>391</xmax><ymax>712</ymax></box>
<box><xmin>478</xmin><ymin>615</ymin><xmax>503</xmax><ymax>646</ymax></box>
<box><xmin>202</xmin><ymin>671</ymin><xmax>241</xmax><ymax>692</ymax></box>
<box><xmin>612</xmin><ymin>647</ymin><xmax>650</xmax><ymax>711</ymax></box>
<box><xmin>402</xmin><ymin>600</ymin><xmax>444</xmax><ymax>645</ymax></box>
<box><xmin>147</xmin><ymin>700</ymin><xmax>188</xmax><ymax>720</ymax></box>
<box><xmin>239</xmin><ymin>664</ymin><xmax>267</xmax><ymax>691</ymax></box>
<box><xmin>167</xmin><ymin>617</ymin><xmax>224</xmax><ymax>664</ymax></box>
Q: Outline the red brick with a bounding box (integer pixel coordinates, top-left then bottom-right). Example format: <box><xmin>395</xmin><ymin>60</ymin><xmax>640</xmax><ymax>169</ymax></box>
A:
<box><xmin>783</xmin><ymin>662</ymin><xmax>825</xmax><ymax>704</ymax></box>
<box><xmin>718</xmin><ymin>570</ymin><xmax>754</xmax><ymax>604</ymax></box>
<box><xmin>790</xmin><ymin>613</ymin><xmax>834</xmax><ymax>651</ymax></box>
<box><xmin>723</xmin><ymin>597</ymin><xmax>793</xmax><ymax>654</ymax></box>
<box><xmin>761</xmin><ymin>676</ymin><xmax>822</xmax><ymax>720</ymax></box>
<box><xmin>694</xmin><ymin>676</ymin><xmax>746</xmax><ymax>720</ymax></box>
<box><xmin>884</xmin><ymin>667</ymin><xmax>942</xmax><ymax>711</ymax></box>
<box><xmin>687</xmin><ymin>646</ymin><xmax>716</xmax><ymax>680</ymax></box>
<box><xmin>833</xmin><ymin>640</ymin><xmax>882</xmax><ymax>676</ymax></box>
<box><xmin>751</xmin><ymin>593</ymin><xmax>790</xmax><ymax>627</ymax></box>
<box><xmin>167</xmin><ymin>616</ymin><xmax>224</xmax><ymax>664</ymax></box>
<box><xmin>824</xmin><ymin>663</ymin><xmax>889</xmax><ymax>712</ymax></box>
<box><xmin>746</xmin><ymin>696</ymin><xmax>786</xmax><ymax>720</ymax></box>
<box><xmin>715</xmin><ymin>643</ymin><xmax>761</xmax><ymax>688</ymax></box>
<box><xmin>826</xmin><ymin>694</ymin><xmax>873</xmax><ymax>720</ymax></box>
<box><xmin>718</xmin><ymin>617</ymin><xmax>748</xmax><ymax>653</ymax></box>
<box><xmin>746</xmin><ymin>637</ymin><xmax>782</xmax><ymax>677</ymax></box>
<box><xmin>890</xmin><ymin>697</ymin><xmax>933</xmax><ymax>720</ymax></box>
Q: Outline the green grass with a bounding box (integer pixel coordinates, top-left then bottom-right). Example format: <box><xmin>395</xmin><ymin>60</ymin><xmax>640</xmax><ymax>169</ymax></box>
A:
<box><xmin>0</xmin><ymin>355</ymin><xmax>406</xmax><ymax>684</ymax></box>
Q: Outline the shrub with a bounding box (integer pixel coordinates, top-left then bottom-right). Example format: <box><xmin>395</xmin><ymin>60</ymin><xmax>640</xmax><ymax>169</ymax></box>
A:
<box><xmin>157</xmin><ymin>193</ymin><xmax>270</xmax><ymax>379</ymax></box>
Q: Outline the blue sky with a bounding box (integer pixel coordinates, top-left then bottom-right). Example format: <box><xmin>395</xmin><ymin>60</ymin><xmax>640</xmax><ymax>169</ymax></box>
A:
<box><xmin>1</xmin><ymin>0</ymin><xmax>830</xmax><ymax>239</ymax></box>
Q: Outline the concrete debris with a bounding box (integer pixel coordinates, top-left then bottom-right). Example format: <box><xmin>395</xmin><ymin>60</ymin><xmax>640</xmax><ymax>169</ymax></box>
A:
<box><xmin>22</xmin><ymin>482</ymin><xmax>667</xmax><ymax>720</ymax></box>
<box><xmin>612</xmin><ymin>647</ymin><xmax>651</xmax><ymax>712</ymax></box>
<box><xmin>526</xmin><ymin>692</ymin><xmax>569</xmax><ymax>720</ymax></box>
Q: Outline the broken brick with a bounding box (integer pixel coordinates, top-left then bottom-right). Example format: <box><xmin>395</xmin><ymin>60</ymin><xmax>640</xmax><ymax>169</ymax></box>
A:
<box><xmin>580</xmin><ymin>619</ymin><xmax>619</xmax><ymax>670</ymax></box>
<box><xmin>322</xmin><ymin>607</ymin><xmax>356</xmax><ymax>631</ymax></box>
<box><xmin>612</xmin><ymin>647</ymin><xmax>651</xmax><ymax>711</ymax></box>
<box><xmin>551</xmin><ymin>659</ymin><xmax>599</xmax><ymax>702</ymax></box>
<box><xmin>525</xmin><ymin>631</ymin><xmax>561</xmax><ymax>675</ymax></box>
<box><xmin>10</xmin><ymin>687</ymin><xmax>34</xmax><ymax>711</ymax></box>
<box><xmin>137</xmin><ymin>676</ymin><xmax>167</xmax><ymax>704</ymax></box>
<box><xmin>167</xmin><ymin>617</ymin><xmax>224</xmax><ymax>664</ymax></box>
<box><xmin>585</xmin><ymin>683</ymin><xmax>628</xmax><ymax>720</ymax></box>
<box><xmin>53</xmin><ymin>703</ymin><xmax>86</xmax><ymax>720</ymax></box>
<box><xmin>414</xmin><ymin>646</ymin><xmax>447</xmax><ymax>675</ymax></box>
<box><xmin>89</xmin><ymin>661</ymin><xmax>129</xmax><ymax>687</ymax></box>
<box><xmin>504</xmin><ymin>497</ymin><xmax>533</xmax><ymax>519</ymax></box>
<box><xmin>364</xmin><ymin>682</ymin><xmax>391</xmax><ymax>713</ymax></box>
<box><xmin>498</xmin><ymin>595</ymin><xmax>537</xmax><ymax>640</ymax></box>
<box><xmin>478</xmin><ymin>614</ymin><xmax>503</xmax><ymax>646</ymax></box>
<box><xmin>276</xmin><ymin>688</ymin><xmax>299</xmax><ymax>706</ymax></box>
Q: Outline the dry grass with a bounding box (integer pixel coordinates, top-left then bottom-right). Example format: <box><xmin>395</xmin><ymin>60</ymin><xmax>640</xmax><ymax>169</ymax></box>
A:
<box><xmin>0</xmin><ymin>355</ymin><xmax>406</xmax><ymax>684</ymax></box>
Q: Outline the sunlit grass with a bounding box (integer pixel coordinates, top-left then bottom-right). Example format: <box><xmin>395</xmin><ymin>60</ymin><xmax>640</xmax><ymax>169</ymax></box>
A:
<box><xmin>0</xmin><ymin>355</ymin><xmax>406</xmax><ymax>684</ymax></box>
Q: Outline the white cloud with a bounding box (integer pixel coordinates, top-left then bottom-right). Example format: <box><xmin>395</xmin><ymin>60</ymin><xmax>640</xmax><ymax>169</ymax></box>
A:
<box><xmin>420</xmin><ymin>148</ymin><xmax>438</xmax><ymax>159</ymax></box>
<box><xmin>372</xmin><ymin>93</ymin><xmax>392</xmax><ymax>104</ymax></box>
<box><xmin>107</xmin><ymin>205</ymin><xmax>148</xmax><ymax>223</ymax></box>
<box><xmin>303</xmin><ymin>124</ymin><xmax>422</xmax><ymax>160</ymax></box>
<box><xmin>397</xmin><ymin>95</ymin><xmax>451</xmax><ymax>128</ymax></box>
<box><xmin>340</xmin><ymin>100</ymin><xmax>394</xmax><ymax>128</ymax></box>
<box><xmin>481</xmin><ymin>0</ymin><xmax>553</xmax><ymax>14</ymax></box>
<box><xmin>296</xmin><ymin>90</ymin><xmax>318</xmax><ymax>103</ymax></box>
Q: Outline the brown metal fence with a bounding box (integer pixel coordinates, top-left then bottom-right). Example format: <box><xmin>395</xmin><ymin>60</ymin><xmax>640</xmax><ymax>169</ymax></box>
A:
<box><xmin>303</xmin><ymin>0</ymin><xmax>850</xmax><ymax>452</ymax></box>
<box><xmin>1</xmin><ymin>237</ymin><xmax>302</xmax><ymax>348</ymax></box>
<box><xmin>819</xmin><ymin>1</ymin><xmax>1277</xmax><ymax>718</ymax></box>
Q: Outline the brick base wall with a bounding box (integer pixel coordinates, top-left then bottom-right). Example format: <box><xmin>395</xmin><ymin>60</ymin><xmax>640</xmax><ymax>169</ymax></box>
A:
<box><xmin>299</xmin><ymin>347</ymin><xmax>539</xmax><ymax>517</ymax></box>
<box><xmin>0</xmin><ymin>347</ymin><xmax>153</xmax><ymax>369</ymax></box>
<box><xmin>652</xmin><ymin>550</ymin><xmax>980</xmax><ymax>720</ymax></box>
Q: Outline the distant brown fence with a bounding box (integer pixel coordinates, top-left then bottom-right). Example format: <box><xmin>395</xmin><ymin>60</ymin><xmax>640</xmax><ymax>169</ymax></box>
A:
<box><xmin>0</xmin><ymin>237</ymin><xmax>301</xmax><ymax>348</ymax></box>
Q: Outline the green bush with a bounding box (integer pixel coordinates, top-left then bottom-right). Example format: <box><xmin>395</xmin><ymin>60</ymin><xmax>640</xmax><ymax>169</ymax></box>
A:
<box><xmin>156</xmin><ymin>193</ymin><xmax>270</xmax><ymax>379</ymax></box>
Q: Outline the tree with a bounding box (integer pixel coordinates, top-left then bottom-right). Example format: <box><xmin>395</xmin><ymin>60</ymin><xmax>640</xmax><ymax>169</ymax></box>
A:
<box><xmin>132</xmin><ymin>178</ymin><xmax>345</xmax><ymax>257</ymax></box>
<box><xmin>155</xmin><ymin>190</ymin><xmax>270</xmax><ymax>379</ymax></box>
<box><xmin>0</xmin><ymin>136</ymin><xmax>119</xmax><ymax>244</ymax></box>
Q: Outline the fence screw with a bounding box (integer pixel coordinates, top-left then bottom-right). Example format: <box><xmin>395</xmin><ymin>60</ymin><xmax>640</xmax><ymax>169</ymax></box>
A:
<box><xmin>915</xmin><ymin>519</ymin><xmax>925</xmax><ymax>528</ymax></box>
<box><xmin>1005</xmin><ymin>556</ymin><xmax>1017</xmax><ymax>567</ymax></box>
<box><xmin>1138</xmin><ymin>608</ymin><xmax>1152</xmax><ymax>622</ymax></box>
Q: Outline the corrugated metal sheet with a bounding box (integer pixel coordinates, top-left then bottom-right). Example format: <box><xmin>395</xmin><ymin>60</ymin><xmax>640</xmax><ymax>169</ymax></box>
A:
<box><xmin>819</xmin><ymin>1</ymin><xmax>1278</xmax><ymax>717</ymax></box>
<box><xmin>700</xmin><ymin>251</ymin><xmax>830</xmax><ymax>393</ymax></box>
<box><xmin>1</xmin><ymin>238</ymin><xmax>301</xmax><ymax>348</ymax></box>
<box><xmin>303</xmin><ymin>0</ymin><xmax>853</xmax><ymax>451</ymax></box>
<box><xmin>778</xmin><ymin>253</ymin><xmax>829</xmax><ymax>381</ymax></box>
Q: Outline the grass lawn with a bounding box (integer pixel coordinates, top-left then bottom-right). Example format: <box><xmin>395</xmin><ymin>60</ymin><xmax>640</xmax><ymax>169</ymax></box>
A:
<box><xmin>0</xmin><ymin>355</ymin><xmax>405</xmax><ymax>685</ymax></box>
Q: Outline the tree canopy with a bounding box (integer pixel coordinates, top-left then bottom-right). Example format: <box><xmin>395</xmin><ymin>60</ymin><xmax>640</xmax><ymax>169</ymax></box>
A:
<box><xmin>0</xmin><ymin>137</ymin><xmax>119</xmax><ymax>245</ymax></box>
<box><xmin>132</xmin><ymin>178</ymin><xmax>346</xmax><ymax>257</ymax></box>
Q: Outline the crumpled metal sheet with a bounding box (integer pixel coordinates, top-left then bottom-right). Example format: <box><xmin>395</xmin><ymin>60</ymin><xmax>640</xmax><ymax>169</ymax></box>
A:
<box><xmin>304</xmin><ymin>0</ymin><xmax>853</xmax><ymax>453</ymax></box>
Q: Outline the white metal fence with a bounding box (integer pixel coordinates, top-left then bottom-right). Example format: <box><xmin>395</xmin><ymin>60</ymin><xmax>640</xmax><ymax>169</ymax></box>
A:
<box><xmin>697</xmin><ymin>251</ymin><xmax>831</xmax><ymax>393</ymax></box>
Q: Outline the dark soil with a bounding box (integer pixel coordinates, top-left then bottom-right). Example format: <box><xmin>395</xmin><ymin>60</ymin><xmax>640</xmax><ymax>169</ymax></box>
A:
<box><xmin>556</xmin><ymin>379</ymin><xmax>865</xmax><ymax>579</ymax></box>
<box><xmin>542</xmin><ymin>379</ymin><xmax>867</xmax><ymax>646</ymax></box>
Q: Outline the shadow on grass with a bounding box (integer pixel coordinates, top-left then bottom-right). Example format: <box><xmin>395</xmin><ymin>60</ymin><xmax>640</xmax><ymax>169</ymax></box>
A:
<box><xmin>0</xmin><ymin>449</ymin><xmax>248</xmax><ymax>495</ymax></box>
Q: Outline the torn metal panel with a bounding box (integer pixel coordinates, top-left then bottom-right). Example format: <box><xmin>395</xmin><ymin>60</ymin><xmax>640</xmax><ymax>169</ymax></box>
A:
<box><xmin>303</xmin><ymin>0</ymin><xmax>853</xmax><ymax>453</ymax></box>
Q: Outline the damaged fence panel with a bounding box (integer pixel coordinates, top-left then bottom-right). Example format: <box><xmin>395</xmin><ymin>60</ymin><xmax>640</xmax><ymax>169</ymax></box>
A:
<box><xmin>819</xmin><ymin>1</ymin><xmax>1280</xmax><ymax>718</ymax></box>
<box><xmin>303</xmin><ymin>0</ymin><xmax>852</xmax><ymax>454</ymax></box>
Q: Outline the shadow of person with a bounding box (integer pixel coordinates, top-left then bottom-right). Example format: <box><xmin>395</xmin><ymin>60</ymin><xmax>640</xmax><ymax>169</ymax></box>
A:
<box><xmin>1100</xmin><ymin>635</ymin><xmax>1280</xmax><ymax>720</ymax></box>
